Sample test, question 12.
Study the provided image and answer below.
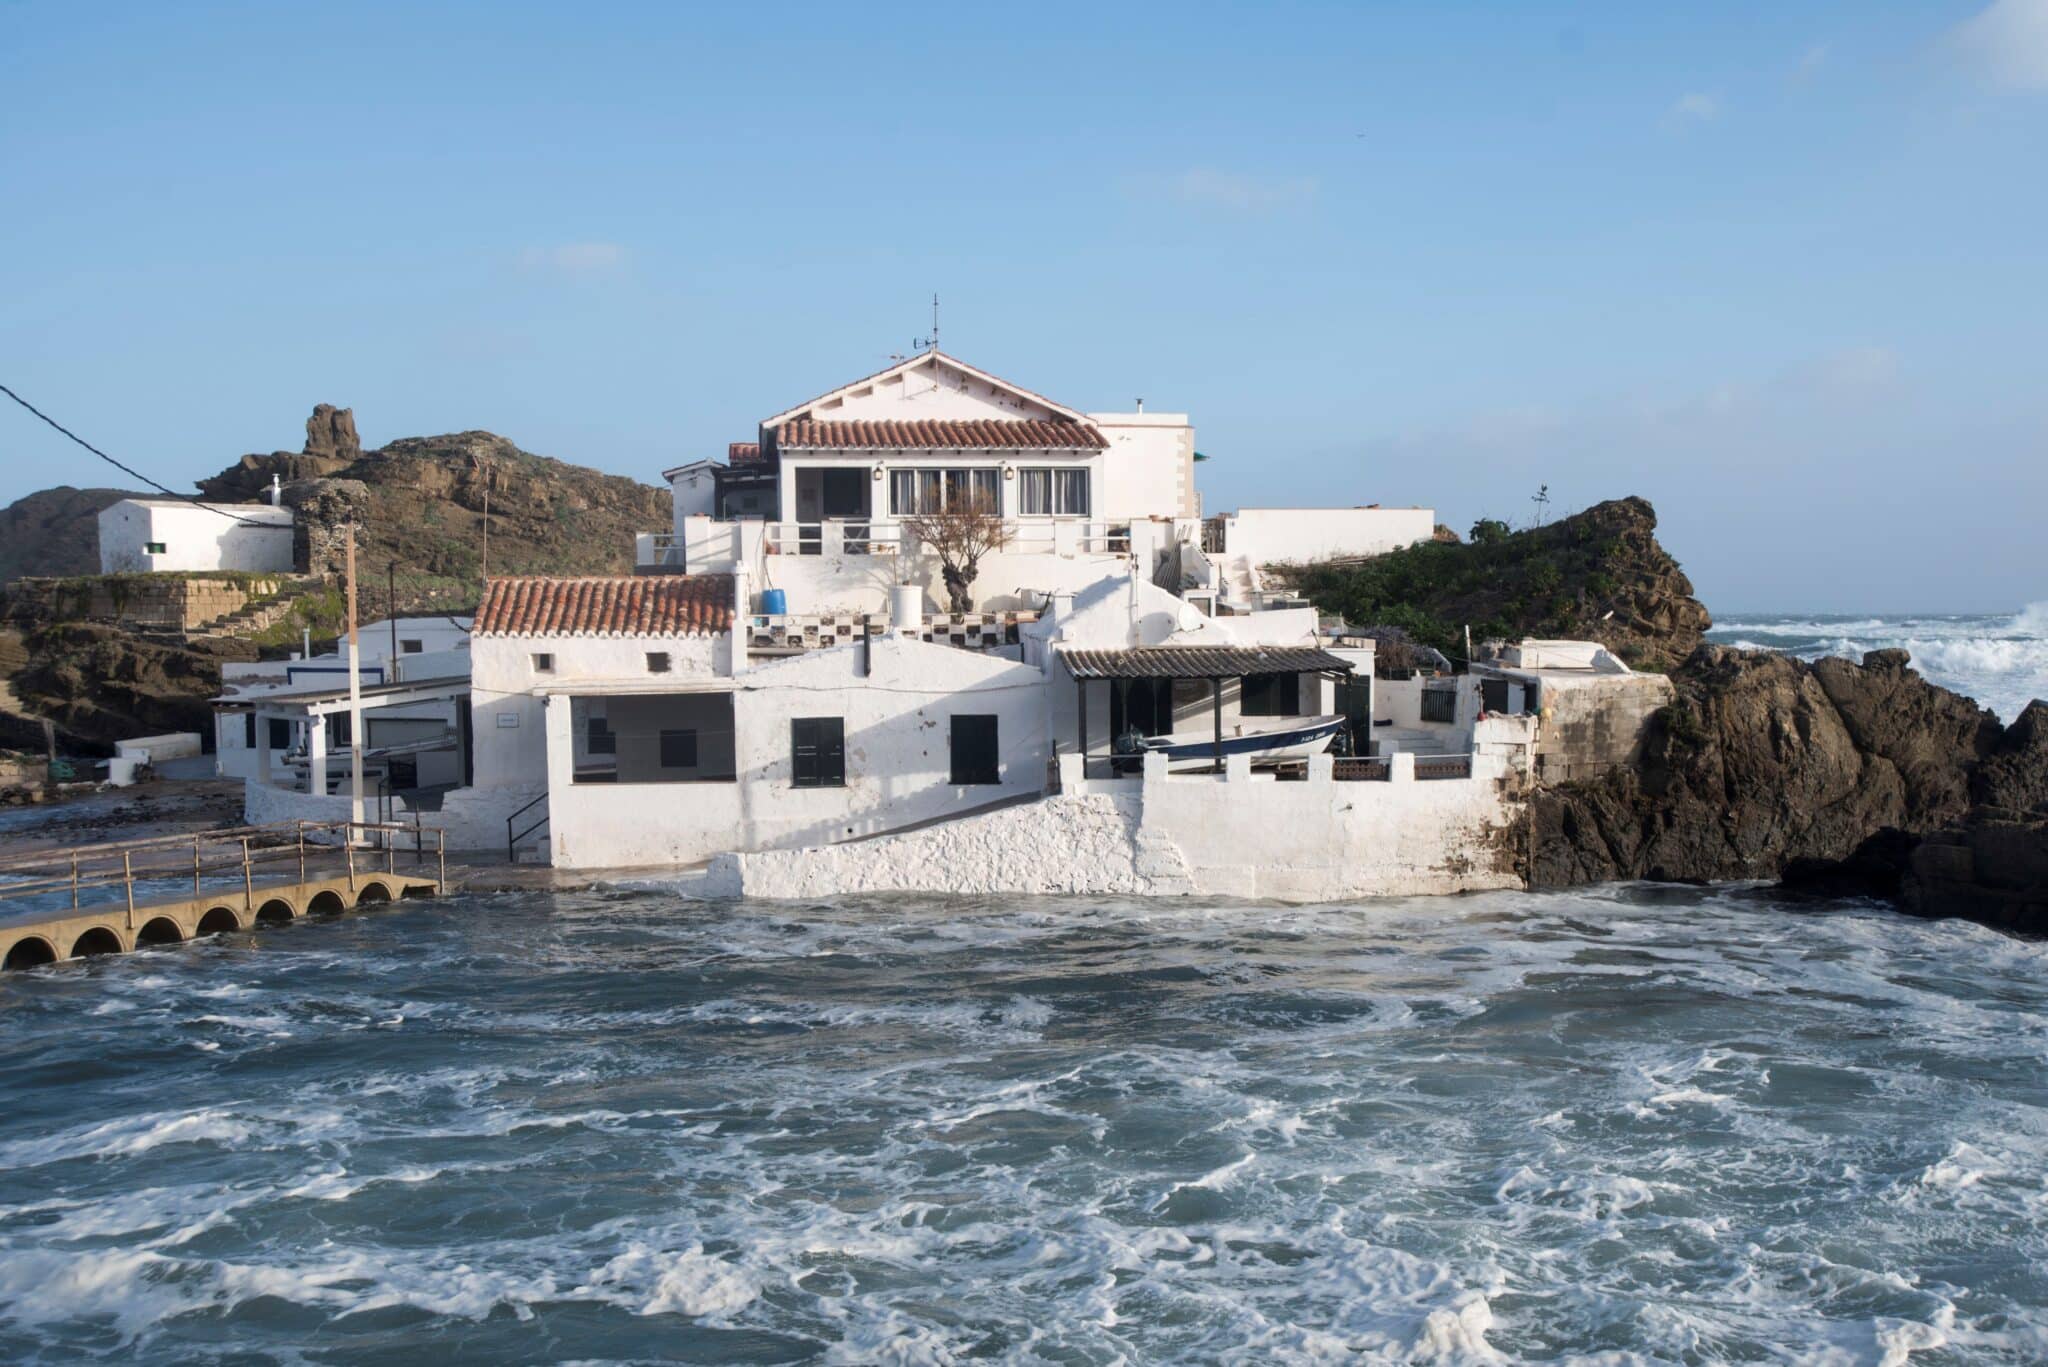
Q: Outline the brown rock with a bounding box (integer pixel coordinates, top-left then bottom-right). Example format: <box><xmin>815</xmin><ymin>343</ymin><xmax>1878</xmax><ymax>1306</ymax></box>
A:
<box><xmin>304</xmin><ymin>404</ymin><xmax>361</xmax><ymax>460</ymax></box>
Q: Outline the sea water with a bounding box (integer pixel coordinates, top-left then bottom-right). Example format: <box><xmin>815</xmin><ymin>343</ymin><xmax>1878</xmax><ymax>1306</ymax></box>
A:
<box><xmin>2</xmin><ymin>886</ymin><xmax>2045</xmax><ymax>1363</ymax></box>
<box><xmin>1708</xmin><ymin>604</ymin><xmax>2048</xmax><ymax>725</ymax></box>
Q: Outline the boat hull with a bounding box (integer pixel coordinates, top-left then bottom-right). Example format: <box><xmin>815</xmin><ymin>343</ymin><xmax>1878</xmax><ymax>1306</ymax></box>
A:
<box><xmin>1135</xmin><ymin>714</ymin><xmax>1347</xmax><ymax>770</ymax></box>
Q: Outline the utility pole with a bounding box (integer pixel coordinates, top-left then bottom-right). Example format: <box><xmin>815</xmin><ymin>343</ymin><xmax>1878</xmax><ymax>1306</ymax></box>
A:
<box><xmin>388</xmin><ymin>561</ymin><xmax>399</xmax><ymax>670</ymax></box>
<box><xmin>345</xmin><ymin>523</ymin><xmax>365</xmax><ymax>832</ymax></box>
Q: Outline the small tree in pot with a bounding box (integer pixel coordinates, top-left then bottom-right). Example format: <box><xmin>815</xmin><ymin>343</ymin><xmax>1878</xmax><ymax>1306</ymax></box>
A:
<box><xmin>899</xmin><ymin>490</ymin><xmax>1011</xmax><ymax>615</ymax></box>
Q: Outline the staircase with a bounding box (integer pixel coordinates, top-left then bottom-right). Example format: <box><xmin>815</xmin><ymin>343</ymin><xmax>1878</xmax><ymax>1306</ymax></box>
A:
<box><xmin>194</xmin><ymin>580</ymin><xmax>321</xmax><ymax>638</ymax></box>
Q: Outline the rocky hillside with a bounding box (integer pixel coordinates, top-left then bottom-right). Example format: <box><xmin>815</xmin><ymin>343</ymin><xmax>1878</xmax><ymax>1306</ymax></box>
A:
<box><xmin>1284</xmin><ymin>497</ymin><xmax>1712</xmax><ymax>670</ymax></box>
<box><xmin>0</xmin><ymin>405</ymin><xmax>672</xmax><ymax>751</ymax></box>
<box><xmin>0</xmin><ymin>486</ymin><xmax>139</xmax><ymax>586</ymax></box>
<box><xmin>0</xmin><ymin>405</ymin><xmax>671</xmax><ymax>608</ymax></box>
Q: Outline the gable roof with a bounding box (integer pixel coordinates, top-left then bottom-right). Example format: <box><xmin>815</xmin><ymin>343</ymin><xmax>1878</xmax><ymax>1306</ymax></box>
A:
<box><xmin>475</xmin><ymin>575</ymin><xmax>734</xmax><ymax>637</ymax></box>
<box><xmin>759</xmin><ymin>350</ymin><xmax>1088</xmax><ymax>429</ymax></box>
<box><xmin>775</xmin><ymin>417</ymin><xmax>1107</xmax><ymax>452</ymax></box>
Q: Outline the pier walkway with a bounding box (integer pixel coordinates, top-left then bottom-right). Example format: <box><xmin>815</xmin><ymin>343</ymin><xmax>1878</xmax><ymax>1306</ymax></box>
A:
<box><xmin>0</xmin><ymin>820</ymin><xmax>447</xmax><ymax>969</ymax></box>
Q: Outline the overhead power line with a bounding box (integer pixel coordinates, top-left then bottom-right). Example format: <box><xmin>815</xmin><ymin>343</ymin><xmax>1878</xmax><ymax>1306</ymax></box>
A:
<box><xmin>0</xmin><ymin>381</ymin><xmax>275</xmax><ymax>526</ymax></box>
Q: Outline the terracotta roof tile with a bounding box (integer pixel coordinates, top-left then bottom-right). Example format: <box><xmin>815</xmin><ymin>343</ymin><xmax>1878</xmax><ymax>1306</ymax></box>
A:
<box><xmin>775</xmin><ymin>418</ymin><xmax>1108</xmax><ymax>451</ymax></box>
<box><xmin>728</xmin><ymin>441</ymin><xmax>763</xmax><ymax>464</ymax></box>
<box><xmin>474</xmin><ymin>575</ymin><xmax>735</xmax><ymax>637</ymax></box>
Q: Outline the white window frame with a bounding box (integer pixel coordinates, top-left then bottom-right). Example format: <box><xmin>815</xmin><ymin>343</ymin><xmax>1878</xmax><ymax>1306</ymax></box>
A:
<box><xmin>1016</xmin><ymin>467</ymin><xmax>1090</xmax><ymax>517</ymax></box>
<box><xmin>888</xmin><ymin>467</ymin><xmax>1001</xmax><ymax>517</ymax></box>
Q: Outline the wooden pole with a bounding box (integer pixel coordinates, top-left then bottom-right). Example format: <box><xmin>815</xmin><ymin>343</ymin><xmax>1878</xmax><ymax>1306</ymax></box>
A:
<box><xmin>437</xmin><ymin>829</ymin><xmax>446</xmax><ymax>891</ymax></box>
<box><xmin>1076</xmin><ymin>678</ymin><xmax>1088</xmax><ymax>780</ymax></box>
<box><xmin>122</xmin><ymin>851</ymin><xmax>135</xmax><ymax>928</ymax></box>
<box><xmin>192</xmin><ymin>837</ymin><xmax>202</xmax><ymax>898</ymax></box>
<box><xmin>70</xmin><ymin>853</ymin><xmax>79</xmax><ymax>910</ymax></box>
<box><xmin>346</xmin><ymin>838</ymin><xmax>356</xmax><ymax>894</ymax></box>
<box><xmin>345</xmin><ymin>524</ymin><xmax>366</xmax><ymax>831</ymax></box>
<box><xmin>241</xmin><ymin>838</ymin><xmax>253</xmax><ymax>912</ymax></box>
<box><xmin>1212</xmin><ymin>678</ymin><xmax>1223</xmax><ymax>773</ymax></box>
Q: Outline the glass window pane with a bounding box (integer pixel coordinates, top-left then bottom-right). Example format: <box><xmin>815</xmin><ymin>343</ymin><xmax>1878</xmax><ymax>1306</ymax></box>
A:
<box><xmin>1019</xmin><ymin>469</ymin><xmax>1050</xmax><ymax>515</ymax></box>
<box><xmin>890</xmin><ymin>471</ymin><xmax>917</xmax><ymax>516</ymax></box>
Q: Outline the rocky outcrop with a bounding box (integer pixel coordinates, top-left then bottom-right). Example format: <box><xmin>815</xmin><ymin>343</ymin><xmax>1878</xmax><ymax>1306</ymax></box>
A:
<box><xmin>1533</xmin><ymin>646</ymin><xmax>2011</xmax><ymax>887</ymax></box>
<box><xmin>12</xmin><ymin>623</ymin><xmax>257</xmax><ymax>751</ymax></box>
<box><xmin>1903</xmin><ymin>809</ymin><xmax>2048</xmax><ymax>931</ymax></box>
<box><xmin>1290</xmin><ymin>496</ymin><xmax>1713</xmax><ymax>670</ymax></box>
<box><xmin>303</xmin><ymin>403</ymin><xmax>361</xmax><ymax>460</ymax></box>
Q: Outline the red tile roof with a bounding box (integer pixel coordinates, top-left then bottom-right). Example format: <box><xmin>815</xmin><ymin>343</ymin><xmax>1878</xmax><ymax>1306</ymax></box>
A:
<box><xmin>728</xmin><ymin>441</ymin><xmax>763</xmax><ymax>464</ymax></box>
<box><xmin>475</xmin><ymin>575</ymin><xmax>735</xmax><ymax>637</ymax></box>
<box><xmin>775</xmin><ymin>418</ymin><xmax>1108</xmax><ymax>451</ymax></box>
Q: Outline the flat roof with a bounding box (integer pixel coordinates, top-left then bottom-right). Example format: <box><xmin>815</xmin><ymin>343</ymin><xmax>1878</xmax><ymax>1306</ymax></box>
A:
<box><xmin>1061</xmin><ymin>646</ymin><xmax>1353</xmax><ymax>680</ymax></box>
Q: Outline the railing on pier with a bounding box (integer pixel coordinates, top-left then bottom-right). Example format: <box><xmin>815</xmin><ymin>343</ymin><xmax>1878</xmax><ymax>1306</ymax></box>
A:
<box><xmin>0</xmin><ymin>820</ymin><xmax>447</xmax><ymax>923</ymax></box>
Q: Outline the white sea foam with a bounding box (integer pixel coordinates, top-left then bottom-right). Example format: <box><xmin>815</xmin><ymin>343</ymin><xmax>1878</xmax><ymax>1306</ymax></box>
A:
<box><xmin>2</xmin><ymin>888</ymin><xmax>2045</xmax><ymax>1360</ymax></box>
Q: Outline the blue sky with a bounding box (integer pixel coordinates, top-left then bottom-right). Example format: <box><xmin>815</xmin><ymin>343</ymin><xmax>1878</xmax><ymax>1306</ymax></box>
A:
<box><xmin>3</xmin><ymin>1</ymin><xmax>2044</xmax><ymax>612</ymax></box>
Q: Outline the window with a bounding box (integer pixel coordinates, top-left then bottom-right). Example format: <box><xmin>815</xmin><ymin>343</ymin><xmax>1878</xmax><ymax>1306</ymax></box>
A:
<box><xmin>327</xmin><ymin>713</ymin><xmax>352</xmax><ymax>747</ymax></box>
<box><xmin>1420</xmin><ymin>686</ymin><xmax>1457</xmax><ymax>724</ymax></box>
<box><xmin>659</xmin><ymin>729</ymin><xmax>699</xmax><ymax>768</ymax></box>
<box><xmin>889</xmin><ymin>468</ymin><xmax>1001</xmax><ymax>516</ymax></box>
<box><xmin>144</xmin><ymin>541</ymin><xmax>166</xmax><ymax>555</ymax></box>
<box><xmin>269</xmin><ymin>718</ymin><xmax>292</xmax><ymax>751</ymax></box>
<box><xmin>791</xmin><ymin>717</ymin><xmax>845</xmax><ymax>788</ymax></box>
<box><xmin>1016</xmin><ymin>468</ymin><xmax>1089</xmax><ymax>516</ymax></box>
<box><xmin>647</xmin><ymin>652</ymin><xmax>671</xmax><ymax>674</ymax></box>
<box><xmin>950</xmin><ymin>714</ymin><xmax>1000</xmax><ymax>785</ymax></box>
<box><xmin>532</xmin><ymin>652</ymin><xmax>555</xmax><ymax>673</ymax></box>
<box><xmin>570</xmin><ymin>694</ymin><xmax>735</xmax><ymax>784</ymax></box>
<box><xmin>1240</xmin><ymin>673</ymin><xmax>1303</xmax><ymax>718</ymax></box>
<box><xmin>401</xmin><ymin>639</ymin><xmax>424</xmax><ymax>654</ymax></box>
<box><xmin>242</xmin><ymin>713</ymin><xmax>256</xmax><ymax>748</ymax></box>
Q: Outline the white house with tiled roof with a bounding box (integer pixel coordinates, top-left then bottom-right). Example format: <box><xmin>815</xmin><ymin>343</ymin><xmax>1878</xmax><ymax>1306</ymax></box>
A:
<box><xmin>639</xmin><ymin>348</ymin><xmax>1430</xmax><ymax>619</ymax></box>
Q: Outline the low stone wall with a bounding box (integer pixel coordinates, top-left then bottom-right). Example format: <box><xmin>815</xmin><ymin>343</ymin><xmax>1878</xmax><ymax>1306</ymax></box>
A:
<box><xmin>714</xmin><ymin>751</ymin><xmax>1528</xmax><ymax>903</ymax></box>
<box><xmin>5</xmin><ymin>574</ymin><xmax>293</xmax><ymax>631</ymax></box>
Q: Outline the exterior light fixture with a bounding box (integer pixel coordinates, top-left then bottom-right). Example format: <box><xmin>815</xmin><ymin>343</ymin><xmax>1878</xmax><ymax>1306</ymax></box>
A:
<box><xmin>872</xmin><ymin>466</ymin><xmax>884</xmax><ymax>481</ymax></box>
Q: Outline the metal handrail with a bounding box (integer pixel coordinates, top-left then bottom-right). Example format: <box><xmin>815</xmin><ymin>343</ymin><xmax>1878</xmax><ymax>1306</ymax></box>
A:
<box><xmin>505</xmin><ymin>792</ymin><xmax>548</xmax><ymax>863</ymax></box>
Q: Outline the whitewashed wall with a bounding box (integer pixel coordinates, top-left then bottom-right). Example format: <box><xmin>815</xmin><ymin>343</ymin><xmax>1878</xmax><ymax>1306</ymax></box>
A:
<box><xmin>1222</xmin><ymin>507</ymin><xmax>1435</xmax><ymax>569</ymax></box>
<box><xmin>467</xmin><ymin>633</ymin><xmax>728</xmax><ymax>790</ymax></box>
<box><xmin>1090</xmin><ymin>412</ymin><xmax>1196</xmax><ymax>521</ymax></box>
<box><xmin>542</xmin><ymin>636</ymin><xmax>1054</xmax><ymax>869</ymax></box>
<box><xmin>97</xmin><ymin>500</ymin><xmax>294</xmax><ymax>574</ymax></box>
<box><xmin>717</xmin><ymin>751</ymin><xmax>1528</xmax><ymax>902</ymax></box>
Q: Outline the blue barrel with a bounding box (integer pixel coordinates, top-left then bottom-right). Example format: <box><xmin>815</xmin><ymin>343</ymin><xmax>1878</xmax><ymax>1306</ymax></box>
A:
<box><xmin>759</xmin><ymin>588</ymin><xmax>788</xmax><ymax>615</ymax></box>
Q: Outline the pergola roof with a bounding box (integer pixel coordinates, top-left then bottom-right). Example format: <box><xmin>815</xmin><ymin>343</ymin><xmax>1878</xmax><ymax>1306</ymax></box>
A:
<box><xmin>1060</xmin><ymin>646</ymin><xmax>1354</xmax><ymax>680</ymax></box>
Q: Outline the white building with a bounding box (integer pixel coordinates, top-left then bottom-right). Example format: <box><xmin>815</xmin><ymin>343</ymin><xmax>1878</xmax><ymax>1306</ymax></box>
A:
<box><xmin>217</xmin><ymin>616</ymin><xmax>473</xmax><ymax>805</ymax></box>
<box><xmin>235</xmin><ymin>347</ymin><xmax>1552</xmax><ymax>900</ymax></box>
<box><xmin>98</xmin><ymin>498</ymin><xmax>294</xmax><ymax>574</ymax></box>
<box><xmin>636</xmin><ymin>349</ymin><xmax>1433</xmax><ymax>618</ymax></box>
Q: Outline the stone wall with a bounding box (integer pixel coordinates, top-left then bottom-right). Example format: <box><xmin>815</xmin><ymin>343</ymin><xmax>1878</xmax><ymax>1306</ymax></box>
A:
<box><xmin>3</xmin><ymin>575</ymin><xmax>291</xmax><ymax>631</ymax></box>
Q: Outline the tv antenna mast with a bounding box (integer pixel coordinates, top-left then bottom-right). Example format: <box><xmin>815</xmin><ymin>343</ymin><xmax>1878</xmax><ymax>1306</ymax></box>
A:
<box><xmin>1531</xmin><ymin>483</ymin><xmax>1551</xmax><ymax>526</ymax></box>
<box><xmin>912</xmin><ymin>294</ymin><xmax>939</xmax><ymax>353</ymax></box>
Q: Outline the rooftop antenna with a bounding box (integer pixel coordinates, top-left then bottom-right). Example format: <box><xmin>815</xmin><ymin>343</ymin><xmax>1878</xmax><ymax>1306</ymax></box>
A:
<box><xmin>1531</xmin><ymin>483</ymin><xmax>1551</xmax><ymax>526</ymax></box>
<box><xmin>913</xmin><ymin>293</ymin><xmax>939</xmax><ymax>353</ymax></box>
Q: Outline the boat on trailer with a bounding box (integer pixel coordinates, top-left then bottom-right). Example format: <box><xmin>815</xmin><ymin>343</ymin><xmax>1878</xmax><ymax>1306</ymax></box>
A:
<box><xmin>1132</xmin><ymin>714</ymin><xmax>1348</xmax><ymax>771</ymax></box>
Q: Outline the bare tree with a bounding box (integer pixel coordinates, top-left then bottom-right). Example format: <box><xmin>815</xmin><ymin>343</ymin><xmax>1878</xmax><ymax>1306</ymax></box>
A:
<box><xmin>899</xmin><ymin>492</ymin><xmax>1011</xmax><ymax>614</ymax></box>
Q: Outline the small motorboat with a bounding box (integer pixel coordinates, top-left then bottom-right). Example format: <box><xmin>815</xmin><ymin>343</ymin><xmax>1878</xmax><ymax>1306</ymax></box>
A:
<box><xmin>1131</xmin><ymin>714</ymin><xmax>1348</xmax><ymax>771</ymax></box>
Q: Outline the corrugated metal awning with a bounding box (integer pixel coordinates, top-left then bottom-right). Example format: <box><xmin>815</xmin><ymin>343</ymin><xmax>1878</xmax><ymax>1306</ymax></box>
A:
<box><xmin>1059</xmin><ymin>646</ymin><xmax>1354</xmax><ymax>680</ymax></box>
